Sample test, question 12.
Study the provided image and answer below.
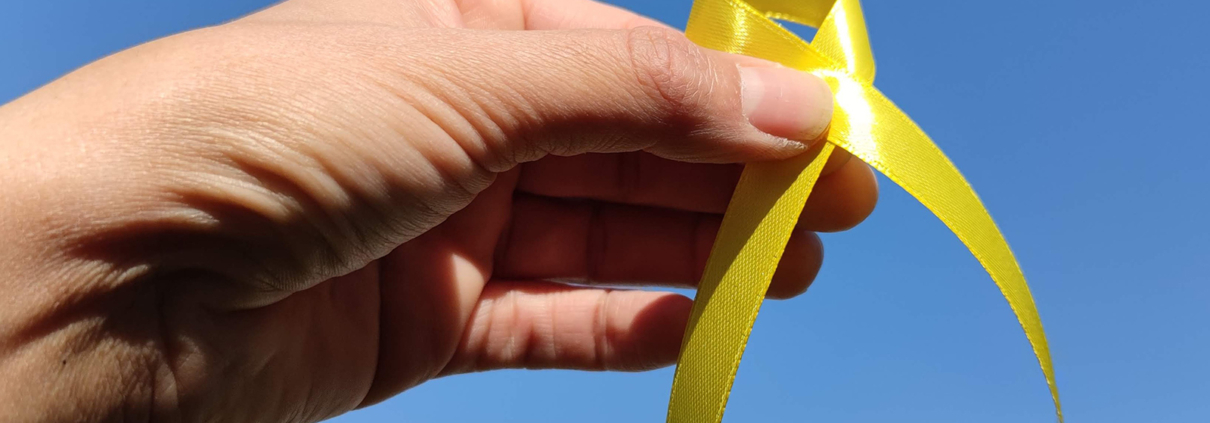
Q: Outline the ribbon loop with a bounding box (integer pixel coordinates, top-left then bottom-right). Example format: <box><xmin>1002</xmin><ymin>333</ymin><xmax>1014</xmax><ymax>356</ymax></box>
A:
<box><xmin>667</xmin><ymin>1</ymin><xmax>1061</xmax><ymax>422</ymax></box>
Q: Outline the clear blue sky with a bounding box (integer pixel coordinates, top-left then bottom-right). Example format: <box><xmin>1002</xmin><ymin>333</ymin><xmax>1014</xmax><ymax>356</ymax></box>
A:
<box><xmin>3</xmin><ymin>1</ymin><xmax>1207</xmax><ymax>422</ymax></box>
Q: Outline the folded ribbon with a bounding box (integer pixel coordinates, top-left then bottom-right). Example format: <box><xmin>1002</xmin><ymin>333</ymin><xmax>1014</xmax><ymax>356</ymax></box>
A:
<box><xmin>666</xmin><ymin>0</ymin><xmax>1062</xmax><ymax>421</ymax></box>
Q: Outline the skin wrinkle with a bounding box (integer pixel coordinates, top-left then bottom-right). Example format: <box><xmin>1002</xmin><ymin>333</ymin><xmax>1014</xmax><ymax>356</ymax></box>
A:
<box><xmin>453</xmin><ymin>0</ymin><xmax>516</xmax><ymax>29</ymax></box>
<box><xmin>615</xmin><ymin>151</ymin><xmax>645</xmax><ymax>205</ymax></box>
<box><xmin>4</xmin><ymin>161</ymin><xmax>169</xmax><ymax>325</ymax></box>
<box><xmin>171</xmin><ymin>173</ymin><xmax>335</xmax><ymax>292</ymax></box>
<box><xmin>152</xmin><ymin>281</ymin><xmax>184</xmax><ymax>421</ymax></box>
<box><xmin>16</xmin><ymin>273</ymin><xmax>163</xmax><ymax>420</ymax></box>
<box><xmin>532</xmin><ymin>289</ymin><xmax>554</xmax><ymax>366</ymax></box>
<box><xmin>417</xmin><ymin>0</ymin><xmax>464</xmax><ymax>28</ymax></box>
<box><xmin>499</xmin><ymin>33</ymin><xmax>636</xmax><ymax>159</ymax></box>
<box><xmin>136</xmin><ymin>50</ymin><xmax>368</xmax><ymax>289</ymax></box>
<box><xmin>436</xmin><ymin>84</ymin><xmax>523</xmax><ymax>177</ymax></box>
<box><xmin>518</xmin><ymin>0</ymin><xmax>541</xmax><ymax>29</ymax></box>
<box><xmin>404</xmin><ymin>37</ymin><xmax>523</xmax><ymax>171</ymax></box>
<box><xmin>586</xmin><ymin>200</ymin><xmax>606</xmax><ymax>282</ymax></box>
<box><xmin>504</xmin><ymin>288</ymin><xmax>523</xmax><ymax>366</ymax></box>
<box><xmin>190</xmin><ymin>25</ymin><xmax>482</xmax><ymax>250</ymax></box>
<box><xmin>690</xmin><ymin>212</ymin><xmax>709</xmax><ymax>283</ymax></box>
<box><xmin>464</xmin><ymin>291</ymin><xmax>491</xmax><ymax>373</ymax></box>
<box><xmin>341</xmin><ymin>266</ymin><xmax>382</xmax><ymax>410</ymax></box>
<box><xmin>303</xmin><ymin>286</ymin><xmax>336</xmax><ymax>421</ymax></box>
<box><xmin>227</xmin><ymin>45</ymin><xmax>439</xmax><ymax>254</ymax></box>
<box><xmin>593</xmin><ymin>289</ymin><xmax>611</xmax><ymax>370</ymax></box>
<box><xmin>9</xmin><ymin>261</ymin><xmax>153</xmax><ymax>349</ymax></box>
<box><xmin>490</xmin><ymin>202</ymin><xmax>519</xmax><ymax>275</ymax></box>
<box><xmin>458</xmin><ymin>52</ymin><xmax>552</xmax><ymax>165</ymax></box>
<box><xmin>351</xmin><ymin>66</ymin><xmax>499</xmax><ymax>203</ymax></box>
<box><xmin>404</xmin><ymin>82</ymin><xmax>512</xmax><ymax>180</ymax></box>
<box><xmin>623</xmin><ymin>27</ymin><xmax>712</xmax><ymax>137</ymax></box>
<box><xmin>412</xmin><ymin>242</ymin><xmax>466</xmax><ymax>384</ymax></box>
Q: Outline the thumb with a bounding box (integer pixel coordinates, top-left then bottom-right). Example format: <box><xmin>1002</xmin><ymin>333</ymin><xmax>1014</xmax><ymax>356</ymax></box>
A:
<box><xmin>407</xmin><ymin>26</ymin><xmax>833</xmax><ymax>168</ymax></box>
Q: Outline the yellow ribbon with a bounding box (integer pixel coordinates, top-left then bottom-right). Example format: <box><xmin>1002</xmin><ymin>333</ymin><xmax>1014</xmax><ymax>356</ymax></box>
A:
<box><xmin>667</xmin><ymin>0</ymin><xmax>1062</xmax><ymax>421</ymax></box>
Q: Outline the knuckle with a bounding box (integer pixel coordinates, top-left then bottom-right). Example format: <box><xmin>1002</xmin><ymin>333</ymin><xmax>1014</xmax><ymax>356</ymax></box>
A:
<box><xmin>610</xmin><ymin>152</ymin><xmax>645</xmax><ymax>203</ymax></box>
<box><xmin>621</xmin><ymin>27</ymin><xmax>714</xmax><ymax>114</ymax></box>
<box><xmin>592</xmin><ymin>290</ymin><xmax>614</xmax><ymax>369</ymax></box>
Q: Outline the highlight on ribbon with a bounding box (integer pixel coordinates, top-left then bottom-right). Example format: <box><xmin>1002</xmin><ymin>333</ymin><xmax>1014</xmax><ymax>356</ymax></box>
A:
<box><xmin>665</xmin><ymin>0</ymin><xmax>1062</xmax><ymax>422</ymax></box>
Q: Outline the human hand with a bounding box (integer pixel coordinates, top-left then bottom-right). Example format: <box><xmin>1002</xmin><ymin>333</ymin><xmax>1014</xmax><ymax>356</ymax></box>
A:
<box><xmin>0</xmin><ymin>0</ymin><xmax>877</xmax><ymax>421</ymax></box>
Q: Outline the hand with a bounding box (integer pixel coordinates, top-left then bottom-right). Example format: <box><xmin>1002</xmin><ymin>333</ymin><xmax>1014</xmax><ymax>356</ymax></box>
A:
<box><xmin>0</xmin><ymin>0</ymin><xmax>877</xmax><ymax>421</ymax></box>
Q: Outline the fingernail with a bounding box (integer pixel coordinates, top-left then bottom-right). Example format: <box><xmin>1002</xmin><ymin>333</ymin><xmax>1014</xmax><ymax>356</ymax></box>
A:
<box><xmin>739</xmin><ymin>65</ymin><xmax>833</xmax><ymax>143</ymax></box>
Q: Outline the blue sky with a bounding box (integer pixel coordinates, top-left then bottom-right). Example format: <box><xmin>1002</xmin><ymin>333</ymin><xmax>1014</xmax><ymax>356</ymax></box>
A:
<box><xmin>3</xmin><ymin>0</ymin><xmax>1207</xmax><ymax>422</ymax></box>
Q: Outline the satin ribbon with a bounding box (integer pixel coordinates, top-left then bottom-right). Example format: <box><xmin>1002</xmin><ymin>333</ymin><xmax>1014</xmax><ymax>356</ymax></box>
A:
<box><xmin>666</xmin><ymin>0</ymin><xmax>1062</xmax><ymax>421</ymax></box>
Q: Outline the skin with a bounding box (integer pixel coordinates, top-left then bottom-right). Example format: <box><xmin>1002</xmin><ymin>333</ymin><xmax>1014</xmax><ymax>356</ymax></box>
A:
<box><xmin>0</xmin><ymin>0</ymin><xmax>877</xmax><ymax>421</ymax></box>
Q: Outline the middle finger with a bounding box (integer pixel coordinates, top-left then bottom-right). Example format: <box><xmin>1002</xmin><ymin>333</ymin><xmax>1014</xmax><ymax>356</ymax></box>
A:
<box><xmin>517</xmin><ymin>151</ymin><xmax>877</xmax><ymax>232</ymax></box>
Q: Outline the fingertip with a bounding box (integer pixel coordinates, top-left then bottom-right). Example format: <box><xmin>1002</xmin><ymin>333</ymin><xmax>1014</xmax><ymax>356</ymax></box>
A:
<box><xmin>613</xmin><ymin>291</ymin><xmax>693</xmax><ymax>370</ymax></box>
<box><xmin>802</xmin><ymin>157</ymin><xmax>879</xmax><ymax>232</ymax></box>
<box><xmin>739</xmin><ymin>65</ymin><xmax>834</xmax><ymax>144</ymax></box>
<box><xmin>767</xmin><ymin>229</ymin><xmax>824</xmax><ymax>299</ymax></box>
<box><xmin>821</xmin><ymin>147</ymin><xmax>853</xmax><ymax>176</ymax></box>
